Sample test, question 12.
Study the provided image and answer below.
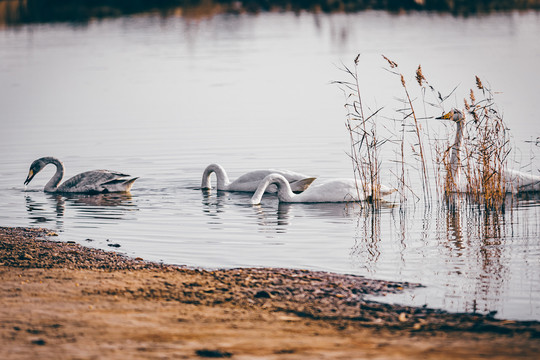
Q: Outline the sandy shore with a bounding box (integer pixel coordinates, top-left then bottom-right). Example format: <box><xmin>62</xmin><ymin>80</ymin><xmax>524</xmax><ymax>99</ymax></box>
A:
<box><xmin>1</xmin><ymin>226</ymin><xmax>539</xmax><ymax>359</ymax></box>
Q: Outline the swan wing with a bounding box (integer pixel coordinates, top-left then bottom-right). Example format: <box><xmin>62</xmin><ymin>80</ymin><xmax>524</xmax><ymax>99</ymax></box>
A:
<box><xmin>283</xmin><ymin>179</ymin><xmax>394</xmax><ymax>203</ymax></box>
<box><xmin>229</xmin><ymin>170</ymin><xmax>274</xmax><ymax>191</ymax></box>
<box><xmin>291</xmin><ymin>179</ymin><xmax>362</xmax><ymax>203</ymax></box>
<box><xmin>233</xmin><ymin>169</ymin><xmax>309</xmax><ymax>184</ymax></box>
<box><xmin>57</xmin><ymin>170</ymin><xmax>136</xmax><ymax>193</ymax></box>
<box><xmin>229</xmin><ymin>169</ymin><xmax>314</xmax><ymax>192</ymax></box>
<box><xmin>267</xmin><ymin>169</ymin><xmax>311</xmax><ymax>182</ymax></box>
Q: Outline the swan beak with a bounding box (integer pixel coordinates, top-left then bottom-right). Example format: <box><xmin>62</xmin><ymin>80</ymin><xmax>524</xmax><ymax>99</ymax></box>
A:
<box><xmin>436</xmin><ymin>111</ymin><xmax>452</xmax><ymax>120</ymax></box>
<box><xmin>24</xmin><ymin>169</ymin><xmax>34</xmax><ymax>185</ymax></box>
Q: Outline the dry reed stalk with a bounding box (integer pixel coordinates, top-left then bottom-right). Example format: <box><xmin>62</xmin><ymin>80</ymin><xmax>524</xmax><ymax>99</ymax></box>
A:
<box><xmin>335</xmin><ymin>55</ymin><xmax>385</xmax><ymax>207</ymax></box>
<box><xmin>463</xmin><ymin>85</ymin><xmax>510</xmax><ymax>210</ymax></box>
<box><xmin>382</xmin><ymin>55</ymin><xmax>431</xmax><ymax>203</ymax></box>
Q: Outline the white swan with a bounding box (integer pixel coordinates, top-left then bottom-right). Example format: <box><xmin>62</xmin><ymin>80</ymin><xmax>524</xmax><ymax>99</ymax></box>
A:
<box><xmin>504</xmin><ymin>168</ymin><xmax>540</xmax><ymax>192</ymax></box>
<box><xmin>24</xmin><ymin>156</ymin><xmax>138</xmax><ymax>194</ymax></box>
<box><xmin>438</xmin><ymin>109</ymin><xmax>466</xmax><ymax>191</ymax></box>
<box><xmin>438</xmin><ymin>109</ymin><xmax>540</xmax><ymax>193</ymax></box>
<box><xmin>201</xmin><ymin>163</ymin><xmax>316</xmax><ymax>193</ymax></box>
<box><xmin>251</xmin><ymin>173</ymin><xmax>395</xmax><ymax>204</ymax></box>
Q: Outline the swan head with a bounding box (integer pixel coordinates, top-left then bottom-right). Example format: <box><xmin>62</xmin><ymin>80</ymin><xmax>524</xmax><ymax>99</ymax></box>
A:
<box><xmin>24</xmin><ymin>158</ymin><xmax>48</xmax><ymax>185</ymax></box>
<box><xmin>437</xmin><ymin>109</ymin><xmax>464</xmax><ymax>123</ymax></box>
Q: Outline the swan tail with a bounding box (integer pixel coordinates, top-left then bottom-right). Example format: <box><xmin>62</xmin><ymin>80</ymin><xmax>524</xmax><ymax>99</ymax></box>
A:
<box><xmin>123</xmin><ymin>177</ymin><xmax>138</xmax><ymax>190</ymax></box>
<box><xmin>102</xmin><ymin>177</ymin><xmax>138</xmax><ymax>192</ymax></box>
<box><xmin>290</xmin><ymin>177</ymin><xmax>316</xmax><ymax>194</ymax></box>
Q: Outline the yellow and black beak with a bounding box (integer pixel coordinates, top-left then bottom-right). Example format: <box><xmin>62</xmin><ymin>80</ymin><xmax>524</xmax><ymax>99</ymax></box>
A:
<box><xmin>24</xmin><ymin>169</ymin><xmax>34</xmax><ymax>186</ymax></box>
<box><xmin>436</xmin><ymin>111</ymin><xmax>453</xmax><ymax>120</ymax></box>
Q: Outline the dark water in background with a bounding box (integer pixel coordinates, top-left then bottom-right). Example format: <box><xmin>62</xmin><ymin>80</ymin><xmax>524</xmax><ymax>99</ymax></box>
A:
<box><xmin>1</xmin><ymin>9</ymin><xmax>540</xmax><ymax>320</ymax></box>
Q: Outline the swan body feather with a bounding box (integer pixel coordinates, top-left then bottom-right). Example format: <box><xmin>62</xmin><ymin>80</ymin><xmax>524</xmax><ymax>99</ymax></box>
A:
<box><xmin>24</xmin><ymin>157</ymin><xmax>137</xmax><ymax>194</ymax></box>
<box><xmin>201</xmin><ymin>163</ymin><xmax>315</xmax><ymax>193</ymax></box>
<box><xmin>251</xmin><ymin>173</ymin><xmax>395</xmax><ymax>204</ymax></box>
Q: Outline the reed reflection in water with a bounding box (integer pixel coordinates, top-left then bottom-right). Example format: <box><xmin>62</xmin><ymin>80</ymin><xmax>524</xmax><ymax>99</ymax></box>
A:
<box><xmin>356</xmin><ymin>195</ymin><xmax>540</xmax><ymax>318</ymax></box>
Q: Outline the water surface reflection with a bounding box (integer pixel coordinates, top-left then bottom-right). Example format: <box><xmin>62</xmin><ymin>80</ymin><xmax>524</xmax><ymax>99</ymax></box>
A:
<box><xmin>2</xmin><ymin>0</ymin><xmax>538</xmax><ymax>28</ymax></box>
<box><xmin>361</xmin><ymin>197</ymin><xmax>539</xmax><ymax>318</ymax></box>
<box><xmin>25</xmin><ymin>192</ymin><xmax>137</xmax><ymax>228</ymax></box>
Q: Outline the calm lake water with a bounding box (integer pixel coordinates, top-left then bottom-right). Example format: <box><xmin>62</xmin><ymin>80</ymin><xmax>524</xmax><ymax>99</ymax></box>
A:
<box><xmin>1</xmin><ymin>10</ymin><xmax>540</xmax><ymax>321</ymax></box>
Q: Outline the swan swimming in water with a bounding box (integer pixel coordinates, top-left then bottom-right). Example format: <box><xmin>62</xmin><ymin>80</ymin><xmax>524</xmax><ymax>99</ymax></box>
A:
<box><xmin>201</xmin><ymin>163</ymin><xmax>316</xmax><ymax>193</ymax></box>
<box><xmin>24</xmin><ymin>156</ymin><xmax>138</xmax><ymax>193</ymax></box>
<box><xmin>438</xmin><ymin>109</ymin><xmax>540</xmax><ymax>193</ymax></box>
<box><xmin>250</xmin><ymin>173</ymin><xmax>396</xmax><ymax>204</ymax></box>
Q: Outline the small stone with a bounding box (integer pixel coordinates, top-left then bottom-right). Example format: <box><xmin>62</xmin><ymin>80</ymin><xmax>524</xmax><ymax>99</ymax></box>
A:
<box><xmin>195</xmin><ymin>349</ymin><xmax>232</xmax><ymax>358</ymax></box>
<box><xmin>31</xmin><ymin>339</ymin><xmax>46</xmax><ymax>346</ymax></box>
<box><xmin>21</xmin><ymin>253</ymin><xmax>33</xmax><ymax>260</ymax></box>
<box><xmin>398</xmin><ymin>312</ymin><xmax>408</xmax><ymax>322</ymax></box>
<box><xmin>254</xmin><ymin>290</ymin><xmax>272</xmax><ymax>299</ymax></box>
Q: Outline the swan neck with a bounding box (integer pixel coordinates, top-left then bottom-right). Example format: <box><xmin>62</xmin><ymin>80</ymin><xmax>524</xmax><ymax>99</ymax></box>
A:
<box><xmin>44</xmin><ymin>157</ymin><xmax>64</xmax><ymax>192</ymax></box>
<box><xmin>201</xmin><ymin>164</ymin><xmax>230</xmax><ymax>190</ymax></box>
<box><xmin>449</xmin><ymin>120</ymin><xmax>463</xmax><ymax>177</ymax></box>
<box><xmin>276</xmin><ymin>178</ymin><xmax>295</xmax><ymax>202</ymax></box>
<box><xmin>252</xmin><ymin>174</ymin><xmax>294</xmax><ymax>204</ymax></box>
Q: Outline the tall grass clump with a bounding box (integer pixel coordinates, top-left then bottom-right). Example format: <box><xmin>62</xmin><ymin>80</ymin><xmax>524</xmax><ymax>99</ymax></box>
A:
<box><xmin>460</xmin><ymin>77</ymin><xmax>511</xmax><ymax>210</ymax></box>
<box><xmin>334</xmin><ymin>55</ymin><xmax>387</xmax><ymax>208</ymax></box>
<box><xmin>336</xmin><ymin>54</ymin><xmax>513</xmax><ymax>211</ymax></box>
<box><xmin>395</xmin><ymin>63</ymin><xmax>511</xmax><ymax>211</ymax></box>
<box><xmin>429</xmin><ymin>76</ymin><xmax>511</xmax><ymax>210</ymax></box>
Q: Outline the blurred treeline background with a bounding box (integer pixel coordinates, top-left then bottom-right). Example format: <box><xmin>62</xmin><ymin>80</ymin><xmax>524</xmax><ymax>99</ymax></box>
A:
<box><xmin>1</xmin><ymin>0</ymin><xmax>539</xmax><ymax>25</ymax></box>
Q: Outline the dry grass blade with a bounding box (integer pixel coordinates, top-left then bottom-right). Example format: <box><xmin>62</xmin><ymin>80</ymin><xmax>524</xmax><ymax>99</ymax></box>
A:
<box><xmin>382</xmin><ymin>55</ymin><xmax>431</xmax><ymax>202</ymax></box>
<box><xmin>336</xmin><ymin>55</ymin><xmax>387</xmax><ymax>208</ymax></box>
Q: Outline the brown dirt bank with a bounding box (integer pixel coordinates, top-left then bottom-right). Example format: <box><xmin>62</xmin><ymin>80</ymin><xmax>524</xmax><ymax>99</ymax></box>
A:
<box><xmin>1</xmin><ymin>226</ymin><xmax>539</xmax><ymax>359</ymax></box>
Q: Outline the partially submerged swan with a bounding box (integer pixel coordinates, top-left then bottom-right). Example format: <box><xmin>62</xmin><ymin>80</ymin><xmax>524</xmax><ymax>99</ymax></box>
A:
<box><xmin>201</xmin><ymin>163</ymin><xmax>316</xmax><ymax>193</ymax></box>
<box><xmin>24</xmin><ymin>157</ymin><xmax>137</xmax><ymax>193</ymax></box>
<box><xmin>251</xmin><ymin>173</ymin><xmax>395</xmax><ymax>204</ymax></box>
<box><xmin>504</xmin><ymin>168</ymin><xmax>540</xmax><ymax>192</ymax></box>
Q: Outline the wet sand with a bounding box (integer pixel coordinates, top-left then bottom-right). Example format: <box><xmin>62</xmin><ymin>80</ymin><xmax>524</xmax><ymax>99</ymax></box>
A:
<box><xmin>1</xmin><ymin>226</ymin><xmax>539</xmax><ymax>359</ymax></box>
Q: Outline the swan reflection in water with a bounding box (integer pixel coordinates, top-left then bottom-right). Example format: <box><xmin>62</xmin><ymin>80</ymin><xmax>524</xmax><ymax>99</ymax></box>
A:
<box><xmin>201</xmin><ymin>188</ymin><xmax>364</xmax><ymax>233</ymax></box>
<box><xmin>200</xmin><ymin>188</ymin><xmax>229</xmax><ymax>220</ymax></box>
<box><xmin>251</xmin><ymin>201</ymin><xmax>366</xmax><ymax>234</ymax></box>
<box><xmin>25</xmin><ymin>192</ymin><xmax>137</xmax><ymax>227</ymax></box>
